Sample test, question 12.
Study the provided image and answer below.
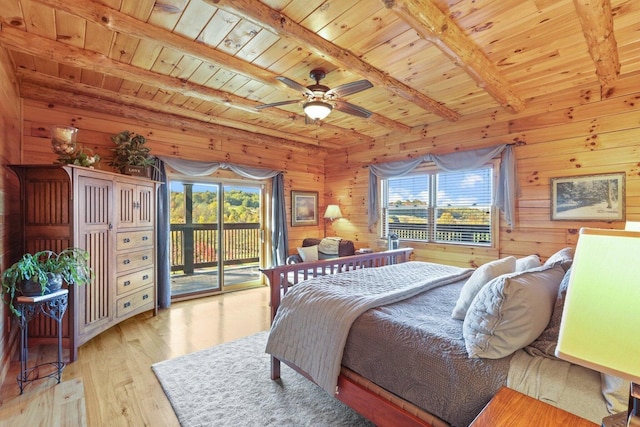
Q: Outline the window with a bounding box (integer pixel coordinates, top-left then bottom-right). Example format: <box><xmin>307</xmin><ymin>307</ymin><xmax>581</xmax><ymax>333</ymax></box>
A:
<box><xmin>382</xmin><ymin>165</ymin><xmax>495</xmax><ymax>246</ymax></box>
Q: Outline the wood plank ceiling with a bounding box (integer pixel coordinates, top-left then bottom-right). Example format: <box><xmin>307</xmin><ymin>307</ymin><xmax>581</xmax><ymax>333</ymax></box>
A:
<box><xmin>0</xmin><ymin>0</ymin><xmax>635</xmax><ymax>150</ymax></box>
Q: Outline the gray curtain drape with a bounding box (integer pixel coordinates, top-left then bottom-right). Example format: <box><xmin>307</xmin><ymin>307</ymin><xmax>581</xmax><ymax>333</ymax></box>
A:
<box><xmin>154</xmin><ymin>157</ymin><xmax>288</xmax><ymax>309</ymax></box>
<box><xmin>152</xmin><ymin>160</ymin><xmax>171</xmax><ymax>309</ymax></box>
<box><xmin>367</xmin><ymin>144</ymin><xmax>518</xmax><ymax>229</ymax></box>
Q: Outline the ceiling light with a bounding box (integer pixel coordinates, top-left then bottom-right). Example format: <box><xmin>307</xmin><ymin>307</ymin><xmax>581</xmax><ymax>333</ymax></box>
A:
<box><xmin>303</xmin><ymin>101</ymin><xmax>332</xmax><ymax>120</ymax></box>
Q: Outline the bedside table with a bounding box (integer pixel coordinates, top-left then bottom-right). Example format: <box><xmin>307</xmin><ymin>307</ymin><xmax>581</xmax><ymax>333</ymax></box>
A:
<box><xmin>470</xmin><ymin>387</ymin><xmax>598</xmax><ymax>427</ymax></box>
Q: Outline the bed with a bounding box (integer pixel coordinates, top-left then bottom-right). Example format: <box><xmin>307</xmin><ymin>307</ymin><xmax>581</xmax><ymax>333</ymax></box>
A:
<box><xmin>260</xmin><ymin>248</ymin><xmax>618</xmax><ymax>427</ymax></box>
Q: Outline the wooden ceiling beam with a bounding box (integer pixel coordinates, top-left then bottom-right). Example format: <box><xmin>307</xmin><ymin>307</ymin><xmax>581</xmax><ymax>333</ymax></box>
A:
<box><xmin>573</xmin><ymin>0</ymin><xmax>620</xmax><ymax>94</ymax></box>
<box><xmin>20</xmin><ymin>82</ymin><xmax>333</xmax><ymax>153</ymax></box>
<box><xmin>0</xmin><ymin>25</ymin><xmax>372</xmax><ymax>144</ymax></box>
<box><xmin>16</xmin><ymin>69</ymin><xmax>338</xmax><ymax>149</ymax></box>
<box><xmin>381</xmin><ymin>0</ymin><xmax>525</xmax><ymax>113</ymax></box>
<box><xmin>32</xmin><ymin>0</ymin><xmax>409</xmax><ymax>133</ymax></box>
<box><xmin>206</xmin><ymin>0</ymin><xmax>460</xmax><ymax>122</ymax></box>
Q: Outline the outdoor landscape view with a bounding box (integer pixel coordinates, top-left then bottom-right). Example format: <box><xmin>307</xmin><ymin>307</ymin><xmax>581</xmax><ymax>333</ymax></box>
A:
<box><xmin>387</xmin><ymin>170</ymin><xmax>492</xmax><ymax>244</ymax></box>
<box><xmin>169</xmin><ymin>183</ymin><xmax>261</xmax><ymax>289</ymax></box>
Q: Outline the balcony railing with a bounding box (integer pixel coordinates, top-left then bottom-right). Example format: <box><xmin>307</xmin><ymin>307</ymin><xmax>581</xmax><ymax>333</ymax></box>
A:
<box><xmin>389</xmin><ymin>223</ymin><xmax>491</xmax><ymax>245</ymax></box>
<box><xmin>170</xmin><ymin>222</ymin><xmax>260</xmax><ymax>273</ymax></box>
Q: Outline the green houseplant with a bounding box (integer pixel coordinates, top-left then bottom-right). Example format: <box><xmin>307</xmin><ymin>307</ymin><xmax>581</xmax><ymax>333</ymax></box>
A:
<box><xmin>1</xmin><ymin>248</ymin><xmax>93</xmax><ymax>316</ymax></box>
<box><xmin>110</xmin><ymin>130</ymin><xmax>156</xmax><ymax>177</ymax></box>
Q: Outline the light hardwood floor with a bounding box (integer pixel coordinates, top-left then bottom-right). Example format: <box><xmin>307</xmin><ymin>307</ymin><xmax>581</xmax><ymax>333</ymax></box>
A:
<box><xmin>0</xmin><ymin>286</ymin><xmax>271</xmax><ymax>426</ymax></box>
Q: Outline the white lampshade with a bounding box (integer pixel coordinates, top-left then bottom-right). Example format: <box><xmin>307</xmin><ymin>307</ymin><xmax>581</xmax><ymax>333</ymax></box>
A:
<box><xmin>303</xmin><ymin>101</ymin><xmax>332</xmax><ymax>120</ymax></box>
<box><xmin>556</xmin><ymin>227</ymin><xmax>640</xmax><ymax>424</ymax></box>
<box><xmin>625</xmin><ymin>221</ymin><xmax>640</xmax><ymax>231</ymax></box>
<box><xmin>323</xmin><ymin>205</ymin><xmax>343</xmax><ymax>220</ymax></box>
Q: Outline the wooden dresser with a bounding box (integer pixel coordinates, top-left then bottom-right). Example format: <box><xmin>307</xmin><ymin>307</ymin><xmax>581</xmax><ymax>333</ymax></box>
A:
<box><xmin>10</xmin><ymin>164</ymin><xmax>160</xmax><ymax>361</ymax></box>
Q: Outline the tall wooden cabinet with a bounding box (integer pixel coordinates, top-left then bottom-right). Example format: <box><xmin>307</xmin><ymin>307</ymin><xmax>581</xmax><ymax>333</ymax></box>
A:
<box><xmin>10</xmin><ymin>165</ymin><xmax>160</xmax><ymax>361</ymax></box>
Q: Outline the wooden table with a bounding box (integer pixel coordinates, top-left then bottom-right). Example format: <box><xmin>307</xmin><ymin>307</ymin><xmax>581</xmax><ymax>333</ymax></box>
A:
<box><xmin>470</xmin><ymin>386</ymin><xmax>598</xmax><ymax>427</ymax></box>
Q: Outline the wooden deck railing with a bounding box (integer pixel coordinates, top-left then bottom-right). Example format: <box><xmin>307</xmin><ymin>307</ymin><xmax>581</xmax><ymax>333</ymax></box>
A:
<box><xmin>170</xmin><ymin>222</ymin><xmax>260</xmax><ymax>273</ymax></box>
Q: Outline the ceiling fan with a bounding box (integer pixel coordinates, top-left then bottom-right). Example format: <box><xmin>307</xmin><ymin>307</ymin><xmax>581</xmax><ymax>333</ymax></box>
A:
<box><xmin>256</xmin><ymin>69</ymin><xmax>373</xmax><ymax>122</ymax></box>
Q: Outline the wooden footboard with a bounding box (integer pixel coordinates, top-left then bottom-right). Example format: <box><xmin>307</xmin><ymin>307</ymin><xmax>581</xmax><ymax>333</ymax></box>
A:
<box><xmin>260</xmin><ymin>248</ymin><xmax>445</xmax><ymax>427</ymax></box>
<box><xmin>260</xmin><ymin>247</ymin><xmax>414</xmax><ymax>322</ymax></box>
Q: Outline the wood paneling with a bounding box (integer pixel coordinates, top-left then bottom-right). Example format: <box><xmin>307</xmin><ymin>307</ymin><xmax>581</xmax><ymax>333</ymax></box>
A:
<box><xmin>0</xmin><ymin>45</ymin><xmax>24</xmax><ymax>388</ymax></box>
<box><xmin>328</xmin><ymin>70</ymin><xmax>640</xmax><ymax>262</ymax></box>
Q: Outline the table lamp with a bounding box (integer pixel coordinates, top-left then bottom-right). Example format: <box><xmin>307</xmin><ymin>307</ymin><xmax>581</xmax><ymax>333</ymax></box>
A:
<box><xmin>323</xmin><ymin>204</ymin><xmax>342</xmax><ymax>237</ymax></box>
<box><xmin>556</xmin><ymin>228</ymin><xmax>640</xmax><ymax>427</ymax></box>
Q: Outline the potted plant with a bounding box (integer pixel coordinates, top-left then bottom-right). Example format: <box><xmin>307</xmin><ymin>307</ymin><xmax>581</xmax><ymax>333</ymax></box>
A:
<box><xmin>110</xmin><ymin>130</ymin><xmax>156</xmax><ymax>177</ymax></box>
<box><xmin>1</xmin><ymin>248</ymin><xmax>93</xmax><ymax>316</ymax></box>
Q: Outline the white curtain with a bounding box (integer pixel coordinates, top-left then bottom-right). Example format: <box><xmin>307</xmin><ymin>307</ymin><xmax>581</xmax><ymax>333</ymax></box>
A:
<box><xmin>155</xmin><ymin>157</ymin><xmax>288</xmax><ymax>308</ymax></box>
<box><xmin>367</xmin><ymin>144</ymin><xmax>518</xmax><ymax>229</ymax></box>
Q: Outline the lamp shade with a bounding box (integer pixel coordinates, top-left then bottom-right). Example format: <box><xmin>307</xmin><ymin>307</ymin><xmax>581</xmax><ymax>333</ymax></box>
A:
<box><xmin>626</xmin><ymin>221</ymin><xmax>640</xmax><ymax>231</ymax></box>
<box><xmin>556</xmin><ymin>227</ymin><xmax>640</xmax><ymax>384</ymax></box>
<box><xmin>303</xmin><ymin>101</ymin><xmax>332</xmax><ymax>120</ymax></box>
<box><xmin>323</xmin><ymin>205</ymin><xmax>343</xmax><ymax>220</ymax></box>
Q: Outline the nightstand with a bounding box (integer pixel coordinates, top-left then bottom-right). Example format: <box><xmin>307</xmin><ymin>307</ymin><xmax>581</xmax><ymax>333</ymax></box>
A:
<box><xmin>470</xmin><ymin>387</ymin><xmax>598</xmax><ymax>427</ymax></box>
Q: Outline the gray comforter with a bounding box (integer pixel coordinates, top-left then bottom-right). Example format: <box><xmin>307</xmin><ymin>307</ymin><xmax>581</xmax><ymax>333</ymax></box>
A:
<box><xmin>343</xmin><ymin>279</ymin><xmax>513</xmax><ymax>427</ymax></box>
<box><xmin>265</xmin><ymin>261</ymin><xmax>473</xmax><ymax>396</ymax></box>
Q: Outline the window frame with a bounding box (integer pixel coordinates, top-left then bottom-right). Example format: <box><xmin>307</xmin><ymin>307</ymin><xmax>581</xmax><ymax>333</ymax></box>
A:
<box><xmin>380</xmin><ymin>159</ymin><xmax>500</xmax><ymax>248</ymax></box>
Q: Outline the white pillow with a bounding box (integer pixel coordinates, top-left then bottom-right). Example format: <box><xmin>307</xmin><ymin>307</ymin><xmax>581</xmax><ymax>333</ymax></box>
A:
<box><xmin>463</xmin><ymin>263</ymin><xmax>565</xmax><ymax>359</ymax></box>
<box><xmin>451</xmin><ymin>256</ymin><xmax>516</xmax><ymax>320</ymax></box>
<box><xmin>297</xmin><ymin>245</ymin><xmax>318</xmax><ymax>262</ymax></box>
<box><xmin>515</xmin><ymin>254</ymin><xmax>541</xmax><ymax>272</ymax></box>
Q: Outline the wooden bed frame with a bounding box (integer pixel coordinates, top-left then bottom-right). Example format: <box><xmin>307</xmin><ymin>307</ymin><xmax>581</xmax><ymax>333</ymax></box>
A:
<box><xmin>260</xmin><ymin>248</ymin><xmax>448</xmax><ymax>427</ymax></box>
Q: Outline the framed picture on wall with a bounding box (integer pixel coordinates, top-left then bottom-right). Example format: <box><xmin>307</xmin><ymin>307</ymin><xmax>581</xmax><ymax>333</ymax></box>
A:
<box><xmin>550</xmin><ymin>172</ymin><xmax>625</xmax><ymax>221</ymax></box>
<box><xmin>291</xmin><ymin>190</ymin><xmax>318</xmax><ymax>226</ymax></box>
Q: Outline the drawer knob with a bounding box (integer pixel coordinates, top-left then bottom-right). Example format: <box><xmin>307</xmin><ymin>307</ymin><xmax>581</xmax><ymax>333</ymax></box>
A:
<box><xmin>142</xmin><ymin>275</ymin><xmax>149</xmax><ymax>280</ymax></box>
<box><xmin>124</xmin><ymin>280</ymin><xmax>131</xmax><ymax>286</ymax></box>
<box><xmin>123</xmin><ymin>259</ymin><xmax>130</xmax><ymax>265</ymax></box>
<box><xmin>123</xmin><ymin>238</ymin><xmax>130</xmax><ymax>243</ymax></box>
<box><xmin>142</xmin><ymin>255</ymin><xmax>148</xmax><ymax>260</ymax></box>
<box><xmin>142</xmin><ymin>236</ymin><xmax>149</xmax><ymax>241</ymax></box>
<box><xmin>142</xmin><ymin>294</ymin><xmax>149</xmax><ymax>300</ymax></box>
<box><xmin>124</xmin><ymin>302</ymin><xmax>131</xmax><ymax>308</ymax></box>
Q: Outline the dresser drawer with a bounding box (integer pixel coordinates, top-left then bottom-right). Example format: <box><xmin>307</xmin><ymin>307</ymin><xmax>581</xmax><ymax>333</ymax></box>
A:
<box><xmin>116</xmin><ymin>267</ymin><xmax>154</xmax><ymax>295</ymax></box>
<box><xmin>116</xmin><ymin>230</ymin><xmax>154</xmax><ymax>251</ymax></box>
<box><xmin>116</xmin><ymin>285</ymin><xmax>154</xmax><ymax>318</ymax></box>
<box><xmin>116</xmin><ymin>248</ymin><xmax>154</xmax><ymax>273</ymax></box>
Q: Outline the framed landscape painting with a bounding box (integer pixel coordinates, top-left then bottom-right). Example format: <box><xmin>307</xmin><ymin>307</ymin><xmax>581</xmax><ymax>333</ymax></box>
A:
<box><xmin>550</xmin><ymin>173</ymin><xmax>625</xmax><ymax>221</ymax></box>
<box><xmin>291</xmin><ymin>190</ymin><xmax>318</xmax><ymax>226</ymax></box>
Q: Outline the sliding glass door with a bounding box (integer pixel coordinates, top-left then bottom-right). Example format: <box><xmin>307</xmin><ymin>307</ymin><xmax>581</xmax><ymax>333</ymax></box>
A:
<box><xmin>169</xmin><ymin>178</ymin><xmax>263</xmax><ymax>299</ymax></box>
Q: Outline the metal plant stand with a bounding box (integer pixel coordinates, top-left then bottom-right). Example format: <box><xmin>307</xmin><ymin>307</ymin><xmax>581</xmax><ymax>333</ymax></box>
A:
<box><xmin>14</xmin><ymin>289</ymin><xmax>68</xmax><ymax>394</ymax></box>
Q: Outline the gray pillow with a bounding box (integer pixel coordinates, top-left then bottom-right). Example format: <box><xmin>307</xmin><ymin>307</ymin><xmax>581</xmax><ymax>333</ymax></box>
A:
<box><xmin>451</xmin><ymin>256</ymin><xmax>516</xmax><ymax>320</ymax></box>
<box><xmin>544</xmin><ymin>247</ymin><xmax>574</xmax><ymax>271</ymax></box>
<box><xmin>601</xmin><ymin>373</ymin><xmax>630</xmax><ymax>414</ymax></box>
<box><xmin>525</xmin><ymin>267</ymin><xmax>571</xmax><ymax>358</ymax></box>
<box><xmin>463</xmin><ymin>263</ymin><xmax>565</xmax><ymax>359</ymax></box>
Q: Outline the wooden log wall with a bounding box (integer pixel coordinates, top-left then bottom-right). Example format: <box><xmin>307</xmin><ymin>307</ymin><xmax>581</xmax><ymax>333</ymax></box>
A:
<box><xmin>328</xmin><ymin>69</ymin><xmax>640</xmax><ymax>268</ymax></box>
<box><xmin>0</xmin><ymin>47</ymin><xmax>23</xmax><ymax>385</ymax></box>
<box><xmin>20</xmin><ymin>99</ymin><xmax>329</xmax><ymax>257</ymax></box>
<box><xmin>16</xmin><ymin>70</ymin><xmax>640</xmax><ymax>273</ymax></box>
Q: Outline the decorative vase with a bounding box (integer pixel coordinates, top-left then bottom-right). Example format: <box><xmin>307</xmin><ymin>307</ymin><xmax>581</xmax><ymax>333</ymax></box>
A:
<box><xmin>18</xmin><ymin>273</ymin><xmax>63</xmax><ymax>296</ymax></box>
<box><xmin>51</xmin><ymin>126</ymin><xmax>78</xmax><ymax>157</ymax></box>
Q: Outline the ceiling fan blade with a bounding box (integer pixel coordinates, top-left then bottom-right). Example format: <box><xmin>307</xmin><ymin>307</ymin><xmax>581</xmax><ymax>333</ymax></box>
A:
<box><xmin>334</xmin><ymin>100</ymin><xmax>372</xmax><ymax>118</ymax></box>
<box><xmin>255</xmin><ymin>99</ymin><xmax>300</xmax><ymax>110</ymax></box>
<box><xmin>326</xmin><ymin>80</ymin><xmax>373</xmax><ymax>98</ymax></box>
<box><xmin>276</xmin><ymin>76</ymin><xmax>314</xmax><ymax>97</ymax></box>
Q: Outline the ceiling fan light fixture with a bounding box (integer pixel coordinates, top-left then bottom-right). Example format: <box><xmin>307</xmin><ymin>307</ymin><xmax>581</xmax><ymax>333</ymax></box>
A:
<box><xmin>303</xmin><ymin>101</ymin><xmax>332</xmax><ymax>120</ymax></box>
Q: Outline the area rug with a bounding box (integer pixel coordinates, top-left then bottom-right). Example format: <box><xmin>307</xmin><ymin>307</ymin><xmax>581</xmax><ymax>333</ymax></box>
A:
<box><xmin>151</xmin><ymin>332</ymin><xmax>373</xmax><ymax>427</ymax></box>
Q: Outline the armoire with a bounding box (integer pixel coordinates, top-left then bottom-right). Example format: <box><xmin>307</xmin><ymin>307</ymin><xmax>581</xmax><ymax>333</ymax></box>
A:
<box><xmin>9</xmin><ymin>164</ymin><xmax>160</xmax><ymax>361</ymax></box>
